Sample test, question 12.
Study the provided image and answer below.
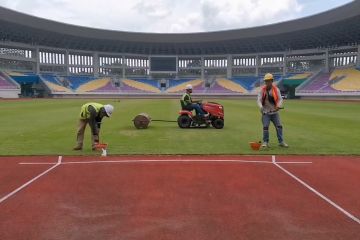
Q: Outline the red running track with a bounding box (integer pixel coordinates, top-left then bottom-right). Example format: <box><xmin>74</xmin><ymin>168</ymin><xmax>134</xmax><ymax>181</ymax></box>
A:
<box><xmin>0</xmin><ymin>155</ymin><xmax>359</xmax><ymax>240</ymax></box>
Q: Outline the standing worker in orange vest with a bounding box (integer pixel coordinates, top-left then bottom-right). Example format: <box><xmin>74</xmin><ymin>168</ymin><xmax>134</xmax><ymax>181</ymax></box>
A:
<box><xmin>257</xmin><ymin>73</ymin><xmax>289</xmax><ymax>148</ymax></box>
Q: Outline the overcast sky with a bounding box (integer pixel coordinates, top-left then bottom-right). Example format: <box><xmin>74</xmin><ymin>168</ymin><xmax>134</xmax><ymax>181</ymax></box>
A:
<box><xmin>0</xmin><ymin>0</ymin><xmax>354</xmax><ymax>33</ymax></box>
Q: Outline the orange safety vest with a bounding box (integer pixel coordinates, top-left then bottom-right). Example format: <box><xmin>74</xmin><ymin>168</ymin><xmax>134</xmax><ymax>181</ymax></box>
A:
<box><xmin>261</xmin><ymin>85</ymin><xmax>279</xmax><ymax>107</ymax></box>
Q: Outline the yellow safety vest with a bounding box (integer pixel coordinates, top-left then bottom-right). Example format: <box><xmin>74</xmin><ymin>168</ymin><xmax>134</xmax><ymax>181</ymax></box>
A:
<box><xmin>79</xmin><ymin>103</ymin><xmax>104</xmax><ymax>120</ymax></box>
<box><xmin>181</xmin><ymin>93</ymin><xmax>192</xmax><ymax>106</ymax></box>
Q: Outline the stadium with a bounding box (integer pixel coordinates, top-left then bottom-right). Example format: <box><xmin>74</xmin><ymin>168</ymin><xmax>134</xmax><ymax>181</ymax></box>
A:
<box><xmin>0</xmin><ymin>2</ymin><xmax>359</xmax><ymax>99</ymax></box>
<box><xmin>0</xmin><ymin>1</ymin><xmax>359</xmax><ymax>239</ymax></box>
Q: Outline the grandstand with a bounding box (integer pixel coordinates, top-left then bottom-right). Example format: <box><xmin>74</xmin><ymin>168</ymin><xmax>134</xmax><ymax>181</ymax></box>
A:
<box><xmin>331</xmin><ymin>68</ymin><xmax>360</xmax><ymax>91</ymax></box>
<box><xmin>0</xmin><ymin>1</ymin><xmax>359</xmax><ymax>98</ymax></box>
<box><xmin>297</xmin><ymin>68</ymin><xmax>360</xmax><ymax>95</ymax></box>
<box><xmin>40</xmin><ymin>75</ymin><xmax>120</xmax><ymax>94</ymax></box>
<box><xmin>0</xmin><ymin>71</ymin><xmax>21</xmax><ymax>98</ymax></box>
<box><xmin>0</xmin><ymin>72</ymin><xmax>18</xmax><ymax>89</ymax></box>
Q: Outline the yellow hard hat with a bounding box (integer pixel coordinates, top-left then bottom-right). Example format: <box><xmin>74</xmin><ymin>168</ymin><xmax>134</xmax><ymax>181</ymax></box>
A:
<box><xmin>264</xmin><ymin>73</ymin><xmax>274</xmax><ymax>81</ymax></box>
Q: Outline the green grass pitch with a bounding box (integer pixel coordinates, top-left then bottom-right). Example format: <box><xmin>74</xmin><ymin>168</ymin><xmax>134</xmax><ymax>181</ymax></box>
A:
<box><xmin>0</xmin><ymin>98</ymin><xmax>359</xmax><ymax>155</ymax></box>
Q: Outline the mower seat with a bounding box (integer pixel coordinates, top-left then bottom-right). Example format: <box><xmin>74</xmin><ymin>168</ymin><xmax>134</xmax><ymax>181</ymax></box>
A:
<box><xmin>179</xmin><ymin>110</ymin><xmax>193</xmax><ymax>116</ymax></box>
<box><xmin>179</xmin><ymin>100</ymin><xmax>193</xmax><ymax>115</ymax></box>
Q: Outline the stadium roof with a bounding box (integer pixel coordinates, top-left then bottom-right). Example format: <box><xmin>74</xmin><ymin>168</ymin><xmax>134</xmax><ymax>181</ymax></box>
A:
<box><xmin>0</xmin><ymin>1</ymin><xmax>359</xmax><ymax>55</ymax></box>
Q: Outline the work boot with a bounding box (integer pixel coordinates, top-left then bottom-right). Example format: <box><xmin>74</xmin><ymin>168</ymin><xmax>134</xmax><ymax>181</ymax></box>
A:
<box><xmin>73</xmin><ymin>146</ymin><xmax>82</xmax><ymax>151</ymax></box>
<box><xmin>261</xmin><ymin>142</ymin><xmax>269</xmax><ymax>148</ymax></box>
<box><xmin>279</xmin><ymin>142</ymin><xmax>289</xmax><ymax>148</ymax></box>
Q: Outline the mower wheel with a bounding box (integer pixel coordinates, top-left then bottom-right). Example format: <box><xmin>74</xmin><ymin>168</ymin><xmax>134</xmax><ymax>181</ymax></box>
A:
<box><xmin>212</xmin><ymin>118</ymin><xmax>224</xmax><ymax>129</ymax></box>
<box><xmin>178</xmin><ymin>115</ymin><xmax>192</xmax><ymax>128</ymax></box>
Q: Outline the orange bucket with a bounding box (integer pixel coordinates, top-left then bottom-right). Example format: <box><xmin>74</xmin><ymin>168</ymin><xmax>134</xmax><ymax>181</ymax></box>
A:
<box><xmin>94</xmin><ymin>143</ymin><xmax>108</xmax><ymax>151</ymax></box>
<box><xmin>249</xmin><ymin>142</ymin><xmax>261</xmax><ymax>151</ymax></box>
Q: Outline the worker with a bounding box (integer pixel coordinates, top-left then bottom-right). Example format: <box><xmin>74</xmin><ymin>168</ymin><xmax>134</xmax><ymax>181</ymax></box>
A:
<box><xmin>181</xmin><ymin>84</ymin><xmax>208</xmax><ymax>117</ymax></box>
<box><xmin>73</xmin><ymin>102</ymin><xmax>114</xmax><ymax>150</ymax></box>
<box><xmin>257</xmin><ymin>73</ymin><xmax>289</xmax><ymax>148</ymax></box>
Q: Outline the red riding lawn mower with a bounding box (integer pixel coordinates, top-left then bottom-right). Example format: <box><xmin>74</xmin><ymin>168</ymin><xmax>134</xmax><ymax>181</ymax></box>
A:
<box><xmin>178</xmin><ymin>101</ymin><xmax>224</xmax><ymax>129</ymax></box>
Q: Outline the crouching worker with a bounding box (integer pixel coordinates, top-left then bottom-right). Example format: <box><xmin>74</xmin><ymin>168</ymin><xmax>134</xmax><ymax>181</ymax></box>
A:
<box><xmin>257</xmin><ymin>73</ymin><xmax>288</xmax><ymax>148</ymax></box>
<box><xmin>73</xmin><ymin>103</ymin><xmax>114</xmax><ymax>151</ymax></box>
<box><xmin>181</xmin><ymin>84</ymin><xmax>208</xmax><ymax>118</ymax></box>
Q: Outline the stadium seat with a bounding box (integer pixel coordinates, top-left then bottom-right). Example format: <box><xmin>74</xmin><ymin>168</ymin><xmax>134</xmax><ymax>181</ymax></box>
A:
<box><xmin>43</xmin><ymin>80</ymin><xmax>73</xmax><ymax>93</ymax></box>
<box><xmin>231</xmin><ymin>76</ymin><xmax>258</xmax><ymax>91</ymax></box>
<box><xmin>216</xmin><ymin>78</ymin><xmax>247</xmax><ymax>93</ymax></box>
<box><xmin>133</xmin><ymin>79</ymin><xmax>159</xmax><ymax>88</ymax></box>
<box><xmin>122</xmin><ymin>79</ymin><xmax>161</xmax><ymax>93</ymax></box>
<box><xmin>0</xmin><ymin>72</ymin><xmax>19</xmax><ymax>89</ymax></box>
<box><xmin>166</xmin><ymin>79</ymin><xmax>204</xmax><ymax>93</ymax></box>
<box><xmin>76</xmin><ymin>78</ymin><xmax>118</xmax><ymax>92</ymax></box>
<box><xmin>286</xmin><ymin>72</ymin><xmax>313</xmax><ymax>80</ymax></box>
<box><xmin>331</xmin><ymin>68</ymin><xmax>360</xmax><ymax>91</ymax></box>
<box><xmin>297</xmin><ymin>68</ymin><xmax>360</xmax><ymax>93</ymax></box>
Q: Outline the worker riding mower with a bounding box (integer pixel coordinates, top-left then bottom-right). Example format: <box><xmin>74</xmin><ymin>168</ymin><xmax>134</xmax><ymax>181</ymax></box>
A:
<box><xmin>178</xmin><ymin>101</ymin><xmax>224</xmax><ymax>129</ymax></box>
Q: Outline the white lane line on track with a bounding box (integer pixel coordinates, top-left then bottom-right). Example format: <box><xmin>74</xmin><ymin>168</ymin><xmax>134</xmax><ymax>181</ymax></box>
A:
<box><xmin>272</xmin><ymin>155</ymin><xmax>360</xmax><ymax>225</ymax></box>
<box><xmin>19</xmin><ymin>159</ymin><xmax>312</xmax><ymax>165</ymax></box>
<box><xmin>0</xmin><ymin>156</ymin><xmax>62</xmax><ymax>204</ymax></box>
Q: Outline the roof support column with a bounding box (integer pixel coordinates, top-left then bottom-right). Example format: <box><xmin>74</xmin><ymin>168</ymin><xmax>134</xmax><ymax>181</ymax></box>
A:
<box><xmin>65</xmin><ymin>50</ymin><xmax>69</xmax><ymax>76</ymax></box>
<box><xmin>357</xmin><ymin>45</ymin><xmax>360</xmax><ymax>67</ymax></box>
<box><xmin>176</xmin><ymin>56</ymin><xmax>179</xmax><ymax>79</ymax></box>
<box><xmin>227</xmin><ymin>55</ymin><xmax>232</xmax><ymax>79</ymax></box>
<box><xmin>201</xmin><ymin>56</ymin><xmax>205</xmax><ymax>79</ymax></box>
<box><xmin>283</xmin><ymin>53</ymin><xmax>287</xmax><ymax>76</ymax></box>
<box><xmin>255</xmin><ymin>55</ymin><xmax>260</xmax><ymax>77</ymax></box>
<box><xmin>122</xmin><ymin>55</ymin><xmax>126</xmax><ymax>79</ymax></box>
<box><xmin>35</xmin><ymin>47</ymin><xmax>40</xmax><ymax>74</ymax></box>
<box><xmin>325</xmin><ymin>49</ymin><xmax>329</xmax><ymax>73</ymax></box>
<box><xmin>93</xmin><ymin>52</ymin><xmax>99</xmax><ymax>77</ymax></box>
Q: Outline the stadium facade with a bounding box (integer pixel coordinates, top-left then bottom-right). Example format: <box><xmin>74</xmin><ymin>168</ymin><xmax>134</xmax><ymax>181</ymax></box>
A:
<box><xmin>0</xmin><ymin>1</ymin><xmax>359</xmax><ymax>98</ymax></box>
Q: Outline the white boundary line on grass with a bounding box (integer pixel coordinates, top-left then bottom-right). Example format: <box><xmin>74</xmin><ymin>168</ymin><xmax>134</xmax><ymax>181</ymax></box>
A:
<box><xmin>19</xmin><ymin>159</ymin><xmax>312</xmax><ymax>165</ymax></box>
<box><xmin>0</xmin><ymin>156</ymin><xmax>62</xmax><ymax>204</ymax></box>
<box><xmin>272</xmin><ymin>155</ymin><xmax>360</xmax><ymax>225</ymax></box>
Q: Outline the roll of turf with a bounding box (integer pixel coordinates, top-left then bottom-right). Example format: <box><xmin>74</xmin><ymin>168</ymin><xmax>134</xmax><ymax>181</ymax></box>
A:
<box><xmin>133</xmin><ymin>113</ymin><xmax>151</xmax><ymax>129</ymax></box>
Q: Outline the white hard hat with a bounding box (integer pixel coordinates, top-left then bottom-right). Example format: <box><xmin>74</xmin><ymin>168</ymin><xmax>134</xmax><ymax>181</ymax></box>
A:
<box><xmin>186</xmin><ymin>84</ymin><xmax>193</xmax><ymax>90</ymax></box>
<box><xmin>104</xmin><ymin>104</ymin><xmax>114</xmax><ymax>117</ymax></box>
